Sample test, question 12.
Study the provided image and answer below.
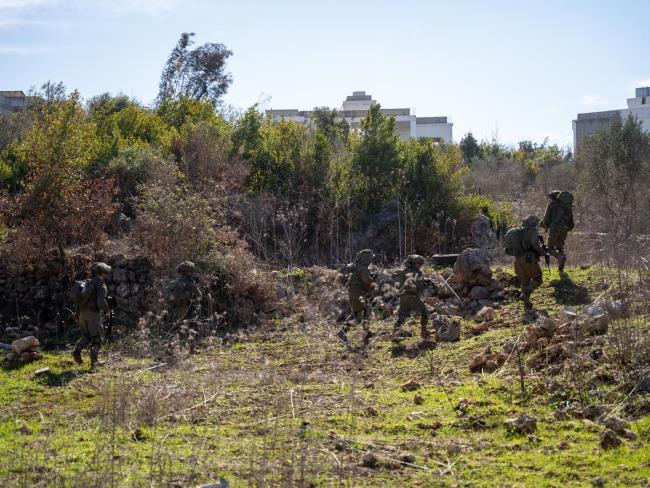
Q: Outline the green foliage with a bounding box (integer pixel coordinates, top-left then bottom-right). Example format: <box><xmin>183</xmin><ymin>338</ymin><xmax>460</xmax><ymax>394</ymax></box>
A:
<box><xmin>399</xmin><ymin>139</ymin><xmax>467</xmax><ymax>224</ymax></box>
<box><xmin>157</xmin><ymin>32</ymin><xmax>232</xmax><ymax>107</ymax></box>
<box><xmin>460</xmin><ymin>132</ymin><xmax>481</xmax><ymax>162</ymax></box>
<box><xmin>350</xmin><ymin>104</ymin><xmax>401</xmax><ymax>210</ymax></box>
<box><xmin>157</xmin><ymin>97</ymin><xmax>218</xmax><ymax>130</ymax></box>
<box><xmin>245</xmin><ymin>119</ymin><xmax>322</xmax><ymax>198</ymax></box>
<box><xmin>578</xmin><ymin>114</ymin><xmax>650</xmax><ymax>233</ymax></box>
<box><xmin>92</xmin><ymin>98</ymin><xmax>170</xmax><ymax>166</ymax></box>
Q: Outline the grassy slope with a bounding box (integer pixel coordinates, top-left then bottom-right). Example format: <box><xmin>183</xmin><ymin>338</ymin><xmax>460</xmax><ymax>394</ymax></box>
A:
<box><xmin>0</xmin><ymin>266</ymin><xmax>649</xmax><ymax>487</ymax></box>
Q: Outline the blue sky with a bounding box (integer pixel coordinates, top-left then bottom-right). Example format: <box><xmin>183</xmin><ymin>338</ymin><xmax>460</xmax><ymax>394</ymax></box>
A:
<box><xmin>1</xmin><ymin>0</ymin><xmax>649</xmax><ymax>147</ymax></box>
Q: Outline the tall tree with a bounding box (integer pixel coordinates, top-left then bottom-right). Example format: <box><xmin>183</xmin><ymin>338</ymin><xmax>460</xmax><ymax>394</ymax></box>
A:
<box><xmin>157</xmin><ymin>33</ymin><xmax>233</xmax><ymax>107</ymax></box>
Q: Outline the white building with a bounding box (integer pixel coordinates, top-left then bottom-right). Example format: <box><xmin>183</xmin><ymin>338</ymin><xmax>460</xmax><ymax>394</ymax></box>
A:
<box><xmin>267</xmin><ymin>91</ymin><xmax>453</xmax><ymax>142</ymax></box>
<box><xmin>573</xmin><ymin>87</ymin><xmax>650</xmax><ymax>152</ymax></box>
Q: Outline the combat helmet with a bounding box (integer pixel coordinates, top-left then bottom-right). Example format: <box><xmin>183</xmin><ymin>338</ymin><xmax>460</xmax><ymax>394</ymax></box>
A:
<box><xmin>403</xmin><ymin>254</ymin><xmax>425</xmax><ymax>269</ymax></box>
<box><xmin>521</xmin><ymin>215</ymin><xmax>540</xmax><ymax>229</ymax></box>
<box><xmin>91</xmin><ymin>262</ymin><xmax>112</xmax><ymax>277</ymax></box>
<box><xmin>354</xmin><ymin>249</ymin><xmax>375</xmax><ymax>266</ymax></box>
<box><xmin>176</xmin><ymin>261</ymin><xmax>197</xmax><ymax>276</ymax></box>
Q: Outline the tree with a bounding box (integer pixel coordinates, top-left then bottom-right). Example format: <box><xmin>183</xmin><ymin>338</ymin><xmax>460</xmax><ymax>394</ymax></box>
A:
<box><xmin>310</xmin><ymin>107</ymin><xmax>349</xmax><ymax>149</ymax></box>
<box><xmin>578</xmin><ymin>114</ymin><xmax>650</xmax><ymax>235</ymax></box>
<box><xmin>157</xmin><ymin>32</ymin><xmax>232</xmax><ymax>107</ymax></box>
<box><xmin>350</xmin><ymin>104</ymin><xmax>401</xmax><ymax>211</ymax></box>
<box><xmin>459</xmin><ymin>132</ymin><xmax>481</xmax><ymax>162</ymax></box>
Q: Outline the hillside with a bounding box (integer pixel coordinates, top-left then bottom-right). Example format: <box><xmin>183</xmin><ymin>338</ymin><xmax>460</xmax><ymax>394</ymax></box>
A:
<box><xmin>1</xmin><ymin>264</ymin><xmax>649</xmax><ymax>487</ymax></box>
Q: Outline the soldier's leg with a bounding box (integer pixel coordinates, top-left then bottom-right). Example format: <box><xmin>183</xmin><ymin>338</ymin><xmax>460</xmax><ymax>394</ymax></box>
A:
<box><xmin>522</xmin><ymin>257</ymin><xmax>543</xmax><ymax>310</ymax></box>
<box><xmin>514</xmin><ymin>256</ymin><xmax>527</xmax><ymax>301</ymax></box>
<box><xmin>89</xmin><ymin>336</ymin><xmax>102</xmax><ymax>367</ymax></box>
<box><xmin>548</xmin><ymin>229</ymin><xmax>568</xmax><ymax>270</ymax></box>
<box><xmin>410</xmin><ymin>298</ymin><xmax>430</xmax><ymax>339</ymax></box>
<box><xmin>73</xmin><ymin>335</ymin><xmax>88</xmax><ymax>364</ymax></box>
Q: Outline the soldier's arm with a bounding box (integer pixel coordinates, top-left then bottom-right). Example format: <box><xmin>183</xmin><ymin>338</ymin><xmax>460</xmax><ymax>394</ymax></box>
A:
<box><xmin>97</xmin><ymin>283</ymin><xmax>110</xmax><ymax>313</ymax></box>
<box><xmin>540</xmin><ymin>204</ymin><xmax>551</xmax><ymax>229</ymax></box>
<box><xmin>360</xmin><ymin>268</ymin><xmax>375</xmax><ymax>287</ymax></box>
<box><xmin>530</xmin><ymin>230</ymin><xmax>546</xmax><ymax>256</ymax></box>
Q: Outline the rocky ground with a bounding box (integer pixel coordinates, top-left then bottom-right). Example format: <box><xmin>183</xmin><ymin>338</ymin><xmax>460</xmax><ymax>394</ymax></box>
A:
<box><xmin>0</xmin><ymin>260</ymin><xmax>649</xmax><ymax>487</ymax></box>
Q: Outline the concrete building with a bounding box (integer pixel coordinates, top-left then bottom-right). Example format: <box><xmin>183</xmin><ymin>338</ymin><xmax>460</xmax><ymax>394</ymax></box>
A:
<box><xmin>267</xmin><ymin>91</ymin><xmax>453</xmax><ymax>142</ymax></box>
<box><xmin>573</xmin><ymin>87</ymin><xmax>650</xmax><ymax>152</ymax></box>
<box><xmin>0</xmin><ymin>91</ymin><xmax>26</xmax><ymax>115</ymax></box>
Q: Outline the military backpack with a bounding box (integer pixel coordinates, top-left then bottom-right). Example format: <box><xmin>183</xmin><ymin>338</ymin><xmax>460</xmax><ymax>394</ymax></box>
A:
<box><xmin>70</xmin><ymin>279</ymin><xmax>95</xmax><ymax>307</ymax></box>
<box><xmin>550</xmin><ymin>191</ymin><xmax>575</xmax><ymax>230</ymax></box>
<box><xmin>503</xmin><ymin>227</ymin><xmax>527</xmax><ymax>256</ymax></box>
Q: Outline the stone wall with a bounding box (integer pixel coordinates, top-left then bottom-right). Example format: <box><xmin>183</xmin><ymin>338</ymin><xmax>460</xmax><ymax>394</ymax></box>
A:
<box><xmin>0</xmin><ymin>254</ymin><xmax>154</xmax><ymax>338</ymax></box>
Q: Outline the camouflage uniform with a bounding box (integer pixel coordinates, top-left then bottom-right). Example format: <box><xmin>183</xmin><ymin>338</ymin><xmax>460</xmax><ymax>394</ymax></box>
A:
<box><xmin>394</xmin><ymin>255</ymin><xmax>430</xmax><ymax>340</ymax></box>
<box><xmin>540</xmin><ymin>191</ymin><xmax>573</xmax><ymax>271</ymax></box>
<box><xmin>347</xmin><ymin>250</ymin><xmax>375</xmax><ymax>323</ymax></box>
<box><xmin>338</xmin><ymin>250</ymin><xmax>375</xmax><ymax>343</ymax></box>
<box><xmin>514</xmin><ymin>216</ymin><xmax>546</xmax><ymax>310</ymax></box>
<box><xmin>73</xmin><ymin>262</ymin><xmax>111</xmax><ymax>367</ymax></box>
<box><xmin>167</xmin><ymin>261</ymin><xmax>202</xmax><ymax>320</ymax></box>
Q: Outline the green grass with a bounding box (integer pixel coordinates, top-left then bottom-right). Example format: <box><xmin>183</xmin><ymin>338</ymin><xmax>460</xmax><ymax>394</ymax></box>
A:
<box><xmin>0</xmin><ymin>265</ymin><xmax>648</xmax><ymax>486</ymax></box>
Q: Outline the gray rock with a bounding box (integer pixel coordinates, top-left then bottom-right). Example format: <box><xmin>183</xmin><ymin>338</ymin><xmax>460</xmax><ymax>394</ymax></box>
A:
<box><xmin>452</xmin><ymin>248</ymin><xmax>492</xmax><ymax>287</ymax></box>
<box><xmin>433</xmin><ymin>314</ymin><xmax>461</xmax><ymax>342</ymax></box>
<box><xmin>468</xmin><ymin>286</ymin><xmax>490</xmax><ymax>300</ymax></box>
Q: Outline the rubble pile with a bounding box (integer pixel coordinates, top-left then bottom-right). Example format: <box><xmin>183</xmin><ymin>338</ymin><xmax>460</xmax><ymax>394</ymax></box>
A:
<box><xmin>4</xmin><ymin>336</ymin><xmax>41</xmax><ymax>363</ymax></box>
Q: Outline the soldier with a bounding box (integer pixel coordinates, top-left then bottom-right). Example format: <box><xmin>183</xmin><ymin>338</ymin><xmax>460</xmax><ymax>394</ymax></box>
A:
<box><xmin>338</xmin><ymin>249</ymin><xmax>375</xmax><ymax>342</ymax></box>
<box><xmin>393</xmin><ymin>255</ymin><xmax>430</xmax><ymax>341</ymax></box>
<box><xmin>514</xmin><ymin>215</ymin><xmax>548</xmax><ymax>311</ymax></box>
<box><xmin>167</xmin><ymin>261</ymin><xmax>202</xmax><ymax>320</ymax></box>
<box><xmin>540</xmin><ymin>190</ymin><xmax>574</xmax><ymax>272</ymax></box>
<box><xmin>72</xmin><ymin>262</ymin><xmax>111</xmax><ymax>368</ymax></box>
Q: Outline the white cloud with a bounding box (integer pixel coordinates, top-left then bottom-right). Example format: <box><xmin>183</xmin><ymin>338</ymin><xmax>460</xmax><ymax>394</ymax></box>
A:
<box><xmin>0</xmin><ymin>45</ymin><xmax>46</xmax><ymax>53</ymax></box>
<box><xmin>0</xmin><ymin>0</ymin><xmax>178</xmax><ymax>13</ymax></box>
<box><xmin>580</xmin><ymin>94</ymin><xmax>608</xmax><ymax>107</ymax></box>
<box><xmin>0</xmin><ymin>0</ymin><xmax>50</xmax><ymax>9</ymax></box>
<box><xmin>634</xmin><ymin>78</ymin><xmax>650</xmax><ymax>88</ymax></box>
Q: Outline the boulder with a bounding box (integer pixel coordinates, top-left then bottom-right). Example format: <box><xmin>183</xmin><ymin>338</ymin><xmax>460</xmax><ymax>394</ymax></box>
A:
<box><xmin>452</xmin><ymin>248</ymin><xmax>492</xmax><ymax>287</ymax></box>
<box><xmin>11</xmin><ymin>336</ymin><xmax>39</xmax><ymax>354</ymax></box>
<box><xmin>475</xmin><ymin>306</ymin><xmax>495</xmax><ymax>323</ymax></box>
<box><xmin>468</xmin><ymin>286</ymin><xmax>490</xmax><ymax>300</ymax></box>
<box><xmin>599</xmin><ymin>429</ymin><xmax>621</xmax><ymax>449</ymax></box>
<box><xmin>558</xmin><ymin>307</ymin><xmax>578</xmax><ymax>323</ymax></box>
<box><xmin>602</xmin><ymin>416</ymin><xmax>629</xmax><ymax>435</ymax></box>
<box><xmin>504</xmin><ymin>413</ymin><xmax>537</xmax><ymax>434</ymax></box>
<box><xmin>402</xmin><ymin>379</ymin><xmax>423</xmax><ymax>392</ymax></box>
<box><xmin>469</xmin><ymin>214</ymin><xmax>497</xmax><ymax>250</ymax></box>
<box><xmin>584</xmin><ymin>315</ymin><xmax>609</xmax><ymax>336</ymax></box>
<box><xmin>433</xmin><ymin>315</ymin><xmax>461</xmax><ymax>342</ymax></box>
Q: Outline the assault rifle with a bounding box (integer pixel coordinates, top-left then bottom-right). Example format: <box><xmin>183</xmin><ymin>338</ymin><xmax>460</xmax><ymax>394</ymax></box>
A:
<box><xmin>538</xmin><ymin>236</ymin><xmax>551</xmax><ymax>272</ymax></box>
<box><xmin>105</xmin><ymin>295</ymin><xmax>117</xmax><ymax>342</ymax></box>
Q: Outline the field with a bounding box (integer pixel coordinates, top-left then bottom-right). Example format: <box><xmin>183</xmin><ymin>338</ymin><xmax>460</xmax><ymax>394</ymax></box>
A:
<box><xmin>0</xmin><ymin>265</ymin><xmax>649</xmax><ymax>487</ymax></box>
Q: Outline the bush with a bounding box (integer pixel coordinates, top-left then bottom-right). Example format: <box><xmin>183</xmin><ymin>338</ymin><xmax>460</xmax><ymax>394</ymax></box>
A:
<box><xmin>132</xmin><ymin>182</ymin><xmax>217</xmax><ymax>272</ymax></box>
<box><xmin>0</xmin><ymin>172</ymin><xmax>116</xmax><ymax>270</ymax></box>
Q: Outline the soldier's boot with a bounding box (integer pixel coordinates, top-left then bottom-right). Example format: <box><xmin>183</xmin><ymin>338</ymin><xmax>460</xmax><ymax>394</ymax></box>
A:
<box><xmin>89</xmin><ymin>344</ymin><xmax>100</xmax><ymax>368</ymax></box>
<box><xmin>521</xmin><ymin>290</ymin><xmax>533</xmax><ymax>311</ymax></box>
<box><xmin>72</xmin><ymin>348</ymin><xmax>82</xmax><ymax>365</ymax></box>
<box><xmin>558</xmin><ymin>253</ymin><xmax>567</xmax><ymax>272</ymax></box>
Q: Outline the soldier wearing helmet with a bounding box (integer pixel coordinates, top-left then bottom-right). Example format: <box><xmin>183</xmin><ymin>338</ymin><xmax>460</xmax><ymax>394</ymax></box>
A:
<box><xmin>540</xmin><ymin>190</ymin><xmax>574</xmax><ymax>272</ymax></box>
<box><xmin>393</xmin><ymin>255</ymin><xmax>431</xmax><ymax>341</ymax></box>
<box><xmin>167</xmin><ymin>261</ymin><xmax>202</xmax><ymax>320</ymax></box>
<box><xmin>515</xmin><ymin>216</ymin><xmax>547</xmax><ymax>311</ymax></box>
<box><xmin>338</xmin><ymin>249</ymin><xmax>376</xmax><ymax>343</ymax></box>
<box><xmin>72</xmin><ymin>262</ymin><xmax>111</xmax><ymax>367</ymax></box>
